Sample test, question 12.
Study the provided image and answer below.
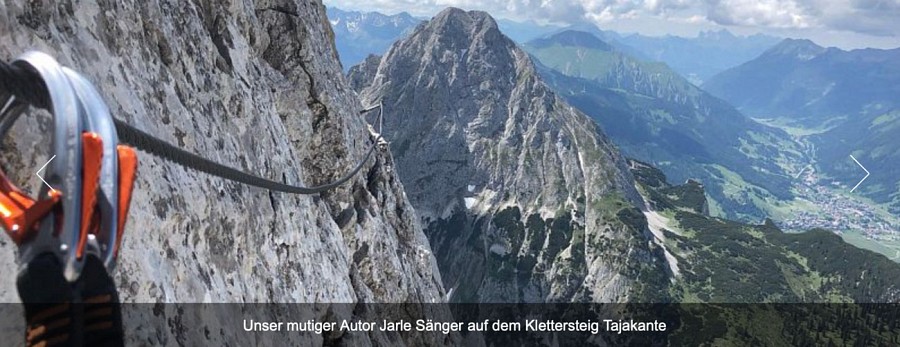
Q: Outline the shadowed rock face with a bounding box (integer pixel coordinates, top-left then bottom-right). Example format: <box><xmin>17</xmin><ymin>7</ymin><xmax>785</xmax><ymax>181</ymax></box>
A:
<box><xmin>351</xmin><ymin>8</ymin><xmax>669</xmax><ymax>303</ymax></box>
<box><xmin>0</xmin><ymin>0</ymin><xmax>450</xmax><ymax>345</ymax></box>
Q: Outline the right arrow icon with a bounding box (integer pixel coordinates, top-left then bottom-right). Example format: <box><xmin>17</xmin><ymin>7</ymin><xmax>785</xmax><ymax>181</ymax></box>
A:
<box><xmin>849</xmin><ymin>154</ymin><xmax>870</xmax><ymax>193</ymax></box>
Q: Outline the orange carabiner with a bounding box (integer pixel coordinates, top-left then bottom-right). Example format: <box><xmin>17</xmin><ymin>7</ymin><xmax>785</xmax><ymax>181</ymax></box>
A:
<box><xmin>76</xmin><ymin>132</ymin><xmax>103</xmax><ymax>260</ymax></box>
<box><xmin>0</xmin><ymin>168</ymin><xmax>61</xmax><ymax>245</ymax></box>
<box><xmin>113</xmin><ymin>145</ymin><xmax>137</xmax><ymax>258</ymax></box>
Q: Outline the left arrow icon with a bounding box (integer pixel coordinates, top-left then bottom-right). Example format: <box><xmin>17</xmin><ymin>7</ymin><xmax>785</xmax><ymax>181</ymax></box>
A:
<box><xmin>35</xmin><ymin>155</ymin><xmax>57</xmax><ymax>192</ymax></box>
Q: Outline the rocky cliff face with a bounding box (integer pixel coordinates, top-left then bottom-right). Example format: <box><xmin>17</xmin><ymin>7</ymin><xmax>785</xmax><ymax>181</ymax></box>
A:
<box><xmin>0</xmin><ymin>0</ymin><xmax>448</xmax><ymax>345</ymax></box>
<box><xmin>350</xmin><ymin>8</ymin><xmax>669</xmax><ymax>303</ymax></box>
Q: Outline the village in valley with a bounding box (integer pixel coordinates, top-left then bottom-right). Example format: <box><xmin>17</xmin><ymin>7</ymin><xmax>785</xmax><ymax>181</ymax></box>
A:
<box><xmin>778</xmin><ymin>169</ymin><xmax>900</xmax><ymax>252</ymax></box>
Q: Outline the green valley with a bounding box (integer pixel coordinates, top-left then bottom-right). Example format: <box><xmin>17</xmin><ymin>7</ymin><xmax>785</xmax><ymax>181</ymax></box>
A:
<box><xmin>524</xmin><ymin>30</ymin><xmax>804</xmax><ymax>221</ymax></box>
<box><xmin>705</xmin><ymin>39</ymin><xmax>900</xmax><ymax>216</ymax></box>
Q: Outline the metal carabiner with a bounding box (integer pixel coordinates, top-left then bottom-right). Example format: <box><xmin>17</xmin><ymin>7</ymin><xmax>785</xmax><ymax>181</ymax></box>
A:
<box><xmin>0</xmin><ymin>52</ymin><xmax>137</xmax><ymax>282</ymax></box>
<box><xmin>63</xmin><ymin>69</ymin><xmax>136</xmax><ymax>273</ymax></box>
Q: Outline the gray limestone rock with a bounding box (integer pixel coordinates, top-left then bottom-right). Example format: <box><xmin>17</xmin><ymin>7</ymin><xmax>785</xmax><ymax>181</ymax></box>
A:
<box><xmin>0</xmin><ymin>0</ymin><xmax>450</xmax><ymax>345</ymax></box>
<box><xmin>350</xmin><ymin>8</ymin><xmax>668</xmax><ymax>303</ymax></box>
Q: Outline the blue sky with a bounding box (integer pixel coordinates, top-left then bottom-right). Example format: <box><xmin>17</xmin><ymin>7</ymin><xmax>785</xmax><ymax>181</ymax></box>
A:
<box><xmin>323</xmin><ymin>0</ymin><xmax>900</xmax><ymax>49</ymax></box>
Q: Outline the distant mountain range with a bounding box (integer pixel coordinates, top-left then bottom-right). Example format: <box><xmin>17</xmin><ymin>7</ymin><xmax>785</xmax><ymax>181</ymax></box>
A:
<box><xmin>325</xmin><ymin>7</ymin><xmax>421</xmax><ymax>70</ymax></box>
<box><xmin>347</xmin><ymin>9</ymin><xmax>900</xmax><ymax>308</ymax></box>
<box><xmin>327</xmin><ymin>6</ymin><xmax>899</xmax><ymax>224</ymax></box>
<box><xmin>500</xmin><ymin>21</ymin><xmax>780</xmax><ymax>84</ymax></box>
<box><xmin>705</xmin><ymin>39</ymin><xmax>900</xmax><ymax>212</ymax></box>
<box><xmin>618</xmin><ymin>30</ymin><xmax>781</xmax><ymax>84</ymax></box>
<box><xmin>524</xmin><ymin>30</ymin><xmax>802</xmax><ymax>220</ymax></box>
<box><xmin>495</xmin><ymin>18</ymin><xmax>563</xmax><ymax>43</ymax></box>
<box><xmin>704</xmin><ymin>38</ymin><xmax>900</xmax><ymax>123</ymax></box>
<box><xmin>326</xmin><ymin>7</ymin><xmax>780</xmax><ymax>83</ymax></box>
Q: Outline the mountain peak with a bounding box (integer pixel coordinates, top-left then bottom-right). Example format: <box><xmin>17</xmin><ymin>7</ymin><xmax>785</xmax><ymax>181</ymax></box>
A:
<box><xmin>430</xmin><ymin>7</ymin><xmax>499</xmax><ymax>32</ymax></box>
<box><xmin>764</xmin><ymin>38</ymin><xmax>826</xmax><ymax>60</ymax></box>
<box><xmin>350</xmin><ymin>6</ymin><xmax>650</xmax><ymax>303</ymax></box>
<box><xmin>699</xmin><ymin>29</ymin><xmax>736</xmax><ymax>40</ymax></box>
<box><xmin>397</xmin><ymin>7</ymin><xmax>513</xmax><ymax>64</ymax></box>
<box><xmin>777</xmin><ymin>38</ymin><xmax>823</xmax><ymax>48</ymax></box>
<box><xmin>528</xmin><ymin>30</ymin><xmax>614</xmax><ymax>51</ymax></box>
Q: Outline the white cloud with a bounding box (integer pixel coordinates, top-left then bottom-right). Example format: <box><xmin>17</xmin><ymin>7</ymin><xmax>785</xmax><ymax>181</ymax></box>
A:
<box><xmin>819</xmin><ymin>0</ymin><xmax>900</xmax><ymax>36</ymax></box>
<box><xmin>702</xmin><ymin>0</ymin><xmax>815</xmax><ymax>28</ymax></box>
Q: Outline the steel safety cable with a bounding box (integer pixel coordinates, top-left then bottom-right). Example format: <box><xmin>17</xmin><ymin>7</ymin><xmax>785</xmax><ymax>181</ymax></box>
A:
<box><xmin>0</xmin><ymin>59</ymin><xmax>385</xmax><ymax>194</ymax></box>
